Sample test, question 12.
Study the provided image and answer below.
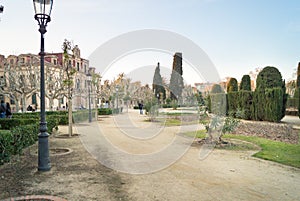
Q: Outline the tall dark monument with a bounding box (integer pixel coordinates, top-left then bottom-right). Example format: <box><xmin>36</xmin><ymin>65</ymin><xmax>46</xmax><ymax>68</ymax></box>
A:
<box><xmin>169</xmin><ymin>52</ymin><xmax>184</xmax><ymax>100</ymax></box>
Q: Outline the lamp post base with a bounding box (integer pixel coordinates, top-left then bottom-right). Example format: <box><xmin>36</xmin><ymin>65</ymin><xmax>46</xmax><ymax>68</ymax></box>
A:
<box><xmin>38</xmin><ymin>133</ymin><xmax>51</xmax><ymax>171</ymax></box>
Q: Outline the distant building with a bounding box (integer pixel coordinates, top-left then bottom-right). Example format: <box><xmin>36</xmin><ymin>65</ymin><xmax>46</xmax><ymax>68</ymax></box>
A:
<box><xmin>0</xmin><ymin>45</ymin><xmax>97</xmax><ymax>112</ymax></box>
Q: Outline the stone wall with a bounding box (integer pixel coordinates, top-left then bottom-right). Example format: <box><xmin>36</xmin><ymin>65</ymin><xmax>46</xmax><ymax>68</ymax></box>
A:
<box><xmin>232</xmin><ymin>120</ymin><xmax>299</xmax><ymax>144</ymax></box>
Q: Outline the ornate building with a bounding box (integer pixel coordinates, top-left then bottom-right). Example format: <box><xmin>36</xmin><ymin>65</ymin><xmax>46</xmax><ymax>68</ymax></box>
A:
<box><xmin>0</xmin><ymin>46</ymin><xmax>99</xmax><ymax>112</ymax></box>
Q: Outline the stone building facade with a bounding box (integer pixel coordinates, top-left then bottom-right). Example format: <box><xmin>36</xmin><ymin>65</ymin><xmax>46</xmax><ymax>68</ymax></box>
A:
<box><xmin>0</xmin><ymin>46</ymin><xmax>97</xmax><ymax>112</ymax></box>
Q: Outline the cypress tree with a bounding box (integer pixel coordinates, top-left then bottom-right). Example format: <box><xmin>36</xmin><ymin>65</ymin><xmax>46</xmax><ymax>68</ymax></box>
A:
<box><xmin>152</xmin><ymin>62</ymin><xmax>166</xmax><ymax>101</ymax></box>
<box><xmin>254</xmin><ymin>66</ymin><xmax>286</xmax><ymax>122</ymax></box>
<box><xmin>239</xmin><ymin>75</ymin><xmax>251</xmax><ymax>91</ymax></box>
<box><xmin>211</xmin><ymin>84</ymin><xmax>224</xmax><ymax>94</ymax></box>
<box><xmin>226</xmin><ymin>78</ymin><xmax>238</xmax><ymax>93</ymax></box>
<box><xmin>169</xmin><ymin>53</ymin><xmax>184</xmax><ymax>101</ymax></box>
<box><xmin>209</xmin><ymin>84</ymin><xmax>226</xmax><ymax>115</ymax></box>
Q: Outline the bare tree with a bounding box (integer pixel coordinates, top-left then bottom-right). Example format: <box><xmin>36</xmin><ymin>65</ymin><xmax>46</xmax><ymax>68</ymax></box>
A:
<box><xmin>62</xmin><ymin>39</ymin><xmax>77</xmax><ymax>137</ymax></box>
<box><xmin>45</xmin><ymin>62</ymin><xmax>66</xmax><ymax>111</ymax></box>
<box><xmin>0</xmin><ymin>55</ymin><xmax>39</xmax><ymax>112</ymax></box>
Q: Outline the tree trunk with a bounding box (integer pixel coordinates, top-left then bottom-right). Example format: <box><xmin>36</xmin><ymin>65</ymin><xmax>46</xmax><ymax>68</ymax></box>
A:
<box><xmin>22</xmin><ymin>95</ymin><xmax>26</xmax><ymax>113</ymax></box>
<box><xmin>15</xmin><ymin>99</ymin><xmax>20</xmax><ymax>112</ymax></box>
<box><xmin>49</xmin><ymin>98</ymin><xmax>54</xmax><ymax>111</ymax></box>
<box><xmin>68</xmin><ymin>99</ymin><xmax>73</xmax><ymax>137</ymax></box>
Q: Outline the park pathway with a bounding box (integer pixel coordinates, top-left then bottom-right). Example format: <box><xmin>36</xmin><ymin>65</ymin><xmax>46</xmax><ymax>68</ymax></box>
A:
<box><xmin>75</xmin><ymin>109</ymin><xmax>300</xmax><ymax>201</ymax></box>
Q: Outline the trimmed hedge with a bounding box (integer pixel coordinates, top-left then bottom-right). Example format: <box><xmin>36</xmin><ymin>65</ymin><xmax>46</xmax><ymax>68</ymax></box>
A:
<box><xmin>0</xmin><ymin>118</ymin><xmax>38</xmax><ymax>130</ymax></box>
<box><xmin>227</xmin><ymin>92</ymin><xmax>239</xmax><ymax>117</ymax></box>
<box><xmin>264</xmin><ymin>88</ymin><xmax>284</xmax><ymax>122</ymax></box>
<box><xmin>0</xmin><ymin>124</ymin><xmax>39</xmax><ymax>164</ymax></box>
<box><xmin>209</xmin><ymin>93</ymin><xmax>227</xmax><ymax>115</ymax></box>
<box><xmin>98</xmin><ymin>108</ymin><xmax>113</xmax><ymax>115</ymax></box>
<box><xmin>238</xmin><ymin>90</ymin><xmax>253</xmax><ymax>120</ymax></box>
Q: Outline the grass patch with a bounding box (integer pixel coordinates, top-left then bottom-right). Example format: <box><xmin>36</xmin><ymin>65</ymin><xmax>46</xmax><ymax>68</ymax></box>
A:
<box><xmin>160</xmin><ymin>112</ymin><xmax>197</xmax><ymax>116</ymax></box>
<box><xmin>163</xmin><ymin>119</ymin><xmax>199</xmax><ymax>126</ymax></box>
<box><xmin>185</xmin><ymin>131</ymin><xmax>300</xmax><ymax>168</ymax></box>
<box><xmin>185</xmin><ymin>130</ymin><xmax>206</xmax><ymax>138</ymax></box>
<box><xmin>223</xmin><ymin>134</ymin><xmax>300</xmax><ymax>168</ymax></box>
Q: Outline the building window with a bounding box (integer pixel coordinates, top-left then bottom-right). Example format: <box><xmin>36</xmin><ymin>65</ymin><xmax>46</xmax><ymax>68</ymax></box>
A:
<box><xmin>32</xmin><ymin>93</ymin><xmax>37</xmax><ymax>105</ymax></box>
<box><xmin>77</xmin><ymin>62</ymin><xmax>80</xmax><ymax>71</ymax></box>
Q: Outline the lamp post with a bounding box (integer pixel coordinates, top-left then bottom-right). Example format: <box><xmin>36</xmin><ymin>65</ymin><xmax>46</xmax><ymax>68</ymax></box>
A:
<box><xmin>33</xmin><ymin>0</ymin><xmax>53</xmax><ymax>171</ymax></box>
<box><xmin>87</xmin><ymin>72</ymin><xmax>92</xmax><ymax>123</ymax></box>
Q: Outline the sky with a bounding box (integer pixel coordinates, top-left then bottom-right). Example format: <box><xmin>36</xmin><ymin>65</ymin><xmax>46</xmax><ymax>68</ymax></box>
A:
<box><xmin>0</xmin><ymin>0</ymin><xmax>300</xmax><ymax>85</ymax></box>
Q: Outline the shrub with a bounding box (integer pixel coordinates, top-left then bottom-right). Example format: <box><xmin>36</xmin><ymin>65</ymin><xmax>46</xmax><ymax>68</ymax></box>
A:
<box><xmin>0</xmin><ymin>118</ymin><xmax>38</xmax><ymax>130</ymax></box>
<box><xmin>211</xmin><ymin>84</ymin><xmax>224</xmax><ymax>94</ymax></box>
<box><xmin>0</xmin><ymin>124</ymin><xmax>39</xmax><ymax>165</ymax></box>
<box><xmin>209</xmin><ymin>93</ymin><xmax>227</xmax><ymax>115</ymax></box>
<box><xmin>264</xmin><ymin>88</ymin><xmax>284</xmax><ymax>122</ymax></box>
<box><xmin>238</xmin><ymin>90</ymin><xmax>253</xmax><ymax>120</ymax></box>
<box><xmin>98</xmin><ymin>108</ymin><xmax>113</xmax><ymax>115</ymax></box>
<box><xmin>253</xmin><ymin>66</ymin><xmax>287</xmax><ymax>122</ymax></box>
<box><xmin>227</xmin><ymin>78</ymin><xmax>238</xmax><ymax>93</ymax></box>
<box><xmin>239</xmin><ymin>75</ymin><xmax>251</xmax><ymax>91</ymax></box>
<box><xmin>227</xmin><ymin>92</ymin><xmax>239</xmax><ymax>117</ymax></box>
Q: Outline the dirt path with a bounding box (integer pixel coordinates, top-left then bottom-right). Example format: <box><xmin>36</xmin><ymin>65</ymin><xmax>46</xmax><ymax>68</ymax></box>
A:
<box><xmin>1</xmin><ymin>110</ymin><xmax>299</xmax><ymax>201</ymax></box>
<box><xmin>78</xmin><ymin>110</ymin><xmax>300</xmax><ymax>201</ymax></box>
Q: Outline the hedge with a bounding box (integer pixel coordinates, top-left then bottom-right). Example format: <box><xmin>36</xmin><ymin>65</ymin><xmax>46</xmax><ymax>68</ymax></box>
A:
<box><xmin>209</xmin><ymin>93</ymin><xmax>227</xmax><ymax>115</ymax></box>
<box><xmin>0</xmin><ymin>117</ymin><xmax>59</xmax><ymax>165</ymax></box>
<box><xmin>98</xmin><ymin>108</ymin><xmax>113</xmax><ymax>115</ymax></box>
<box><xmin>238</xmin><ymin>90</ymin><xmax>253</xmax><ymax>120</ymax></box>
<box><xmin>227</xmin><ymin>92</ymin><xmax>239</xmax><ymax>117</ymax></box>
<box><xmin>0</xmin><ymin>124</ymin><xmax>39</xmax><ymax>165</ymax></box>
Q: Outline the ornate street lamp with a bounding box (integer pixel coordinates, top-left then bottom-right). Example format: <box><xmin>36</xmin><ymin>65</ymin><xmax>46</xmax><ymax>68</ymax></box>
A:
<box><xmin>87</xmin><ymin>72</ymin><xmax>92</xmax><ymax>123</ymax></box>
<box><xmin>33</xmin><ymin>0</ymin><xmax>53</xmax><ymax>171</ymax></box>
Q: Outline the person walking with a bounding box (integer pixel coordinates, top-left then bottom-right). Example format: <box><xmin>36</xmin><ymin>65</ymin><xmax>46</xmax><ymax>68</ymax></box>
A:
<box><xmin>6</xmin><ymin>102</ymin><xmax>12</xmax><ymax>118</ymax></box>
<box><xmin>0</xmin><ymin>100</ymin><xmax>6</xmax><ymax>118</ymax></box>
<box><xmin>138</xmin><ymin>101</ymin><xmax>144</xmax><ymax>115</ymax></box>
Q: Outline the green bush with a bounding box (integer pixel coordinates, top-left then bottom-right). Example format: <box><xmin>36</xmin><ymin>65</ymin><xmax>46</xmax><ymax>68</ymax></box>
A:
<box><xmin>211</xmin><ymin>84</ymin><xmax>224</xmax><ymax>94</ymax></box>
<box><xmin>0</xmin><ymin>118</ymin><xmax>38</xmax><ymax>130</ymax></box>
<box><xmin>253</xmin><ymin>66</ymin><xmax>287</xmax><ymax>122</ymax></box>
<box><xmin>98</xmin><ymin>108</ymin><xmax>113</xmax><ymax>115</ymax></box>
<box><xmin>227</xmin><ymin>78</ymin><xmax>238</xmax><ymax>93</ymax></box>
<box><xmin>209</xmin><ymin>93</ymin><xmax>227</xmax><ymax>115</ymax></box>
<box><xmin>264</xmin><ymin>88</ymin><xmax>284</xmax><ymax>122</ymax></box>
<box><xmin>238</xmin><ymin>90</ymin><xmax>253</xmax><ymax>120</ymax></box>
<box><xmin>227</xmin><ymin>92</ymin><xmax>239</xmax><ymax>117</ymax></box>
<box><xmin>239</xmin><ymin>75</ymin><xmax>251</xmax><ymax>91</ymax></box>
<box><xmin>0</xmin><ymin>124</ymin><xmax>39</xmax><ymax>165</ymax></box>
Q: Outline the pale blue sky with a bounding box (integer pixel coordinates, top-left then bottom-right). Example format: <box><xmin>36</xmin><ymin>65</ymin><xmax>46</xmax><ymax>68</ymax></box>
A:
<box><xmin>0</xmin><ymin>0</ymin><xmax>299</xmax><ymax>83</ymax></box>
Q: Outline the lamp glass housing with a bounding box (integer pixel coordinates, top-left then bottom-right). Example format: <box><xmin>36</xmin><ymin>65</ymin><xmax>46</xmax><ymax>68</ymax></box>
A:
<box><xmin>33</xmin><ymin>0</ymin><xmax>53</xmax><ymax>16</ymax></box>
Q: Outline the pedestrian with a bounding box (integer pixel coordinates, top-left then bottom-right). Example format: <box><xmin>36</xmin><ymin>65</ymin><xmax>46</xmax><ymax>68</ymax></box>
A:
<box><xmin>138</xmin><ymin>101</ymin><xmax>143</xmax><ymax>115</ymax></box>
<box><xmin>5</xmin><ymin>102</ymin><xmax>12</xmax><ymax>118</ymax></box>
<box><xmin>0</xmin><ymin>100</ymin><xmax>6</xmax><ymax>118</ymax></box>
<box><xmin>27</xmin><ymin>105</ymin><xmax>32</xmax><ymax>111</ymax></box>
